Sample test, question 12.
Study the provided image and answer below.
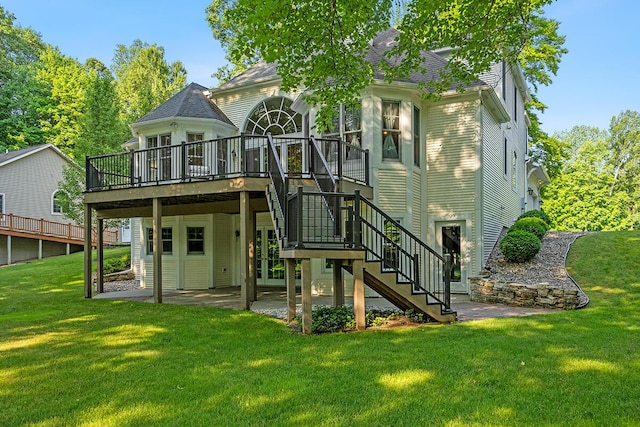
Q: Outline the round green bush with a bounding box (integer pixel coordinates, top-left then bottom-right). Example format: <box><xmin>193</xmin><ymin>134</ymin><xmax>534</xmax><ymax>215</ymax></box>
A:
<box><xmin>509</xmin><ymin>217</ymin><xmax>548</xmax><ymax>240</ymax></box>
<box><xmin>518</xmin><ymin>209</ymin><xmax>551</xmax><ymax>228</ymax></box>
<box><xmin>500</xmin><ymin>230</ymin><xmax>541</xmax><ymax>263</ymax></box>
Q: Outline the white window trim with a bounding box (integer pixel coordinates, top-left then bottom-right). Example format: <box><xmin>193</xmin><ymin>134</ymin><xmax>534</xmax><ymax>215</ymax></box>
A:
<box><xmin>51</xmin><ymin>190</ymin><xmax>62</xmax><ymax>215</ymax></box>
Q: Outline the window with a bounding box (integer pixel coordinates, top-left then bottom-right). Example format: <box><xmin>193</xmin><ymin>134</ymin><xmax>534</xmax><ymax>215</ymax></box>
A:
<box><xmin>413</xmin><ymin>106</ymin><xmax>421</xmax><ymax>167</ymax></box>
<box><xmin>513</xmin><ymin>85</ymin><xmax>518</xmax><ymax>123</ymax></box>
<box><xmin>187</xmin><ymin>227</ymin><xmax>205</xmax><ymax>254</ymax></box>
<box><xmin>52</xmin><ymin>191</ymin><xmax>62</xmax><ymax>214</ymax></box>
<box><xmin>244</xmin><ymin>97</ymin><xmax>302</xmax><ymax>135</ymax></box>
<box><xmin>187</xmin><ymin>132</ymin><xmax>205</xmax><ymax>166</ymax></box>
<box><xmin>146</xmin><ymin>134</ymin><xmax>172</xmax><ymax>180</ymax></box>
<box><xmin>147</xmin><ymin>227</ymin><xmax>173</xmax><ymax>254</ymax></box>
<box><xmin>503</xmin><ymin>138</ymin><xmax>508</xmax><ymax>176</ymax></box>
<box><xmin>512</xmin><ymin>151</ymin><xmax>518</xmax><ymax>190</ymax></box>
<box><xmin>382</xmin><ymin>101</ymin><xmax>400</xmax><ymax>160</ymax></box>
<box><xmin>0</xmin><ymin>193</ymin><xmax>4</xmax><ymax>214</ymax></box>
<box><xmin>324</xmin><ymin>103</ymin><xmax>362</xmax><ymax>160</ymax></box>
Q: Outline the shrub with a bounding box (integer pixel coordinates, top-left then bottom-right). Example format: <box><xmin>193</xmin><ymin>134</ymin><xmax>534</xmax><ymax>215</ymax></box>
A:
<box><xmin>518</xmin><ymin>209</ymin><xmax>551</xmax><ymax>228</ymax></box>
<box><xmin>509</xmin><ymin>217</ymin><xmax>548</xmax><ymax>240</ymax></box>
<box><xmin>310</xmin><ymin>305</ymin><xmax>355</xmax><ymax>333</ymax></box>
<box><xmin>500</xmin><ymin>230</ymin><xmax>541</xmax><ymax>263</ymax></box>
<box><xmin>103</xmin><ymin>253</ymin><xmax>131</xmax><ymax>275</ymax></box>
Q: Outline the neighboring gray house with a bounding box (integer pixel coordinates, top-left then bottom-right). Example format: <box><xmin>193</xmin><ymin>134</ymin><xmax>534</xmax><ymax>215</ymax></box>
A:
<box><xmin>0</xmin><ymin>144</ymin><xmax>83</xmax><ymax>264</ymax></box>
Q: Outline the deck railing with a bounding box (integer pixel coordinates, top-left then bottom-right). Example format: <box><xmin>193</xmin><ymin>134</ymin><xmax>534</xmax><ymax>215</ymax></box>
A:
<box><xmin>0</xmin><ymin>213</ymin><xmax>118</xmax><ymax>245</ymax></box>
<box><xmin>86</xmin><ymin>135</ymin><xmax>369</xmax><ymax>191</ymax></box>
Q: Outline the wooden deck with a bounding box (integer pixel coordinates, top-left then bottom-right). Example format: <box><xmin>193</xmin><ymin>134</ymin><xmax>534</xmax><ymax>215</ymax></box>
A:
<box><xmin>0</xmin><ymin>213</ymin><xmax>118</xmax><ymax>246</ymax></box>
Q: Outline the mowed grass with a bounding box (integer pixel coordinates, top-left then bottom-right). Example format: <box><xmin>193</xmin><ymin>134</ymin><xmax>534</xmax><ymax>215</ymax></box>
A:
<box><xmin>1</xmin><ymin>233</ymin><xmax>639</xmax><ymax>426</ymax></box>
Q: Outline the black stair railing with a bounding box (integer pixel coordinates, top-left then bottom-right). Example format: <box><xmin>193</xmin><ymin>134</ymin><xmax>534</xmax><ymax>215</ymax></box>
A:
<box><xmin>350</xmin><ymin>190</ymin><xmax>452</xmax><ymax>310</ymax></box>
<box><xmin>266</xmin><ymin>134</ymin><xmax>288</xmax><ymax>239</ymax></box>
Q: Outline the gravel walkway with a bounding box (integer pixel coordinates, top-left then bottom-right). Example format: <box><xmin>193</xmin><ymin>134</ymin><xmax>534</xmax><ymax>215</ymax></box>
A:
<box><xmin>484</xmin><ymin>231</ymin><xmax>590</xmax><ymax>307</ymax></box>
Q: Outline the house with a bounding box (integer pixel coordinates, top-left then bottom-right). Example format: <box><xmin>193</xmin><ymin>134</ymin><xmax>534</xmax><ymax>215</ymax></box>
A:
<box><xmin>83</xmin><ymin>29</ymin><xmax>543</xmax><ymax>330</ymax></box>
<box><xmin>0</xmin><ymin>144</ymin><xmax>84</xmax><ymax>264</ymax></box>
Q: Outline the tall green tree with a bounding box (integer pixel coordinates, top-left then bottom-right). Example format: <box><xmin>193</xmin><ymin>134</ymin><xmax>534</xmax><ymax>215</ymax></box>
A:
<box><xmin>36</xmin><ymin>46</ymin><xmax>86</xmax><ymax>155</ymax></box>
<box><xmin>73</xmin><ymin>58</ymin><xmax>128</xmax><ymax>160</ymax></box>
<box><xmin>112</xmin><ymin>40</ymin><xmax>187</xmax><ymax>124</ymax></box>
<box><xmin>206</xmin><ymin>0</ymin><xmax>565</xmax><ymax>130</ymax></box>
<box><xmin>0</xmin><ymin>6</ymin><xmax>48</xmax><ymax>150</ymax></box>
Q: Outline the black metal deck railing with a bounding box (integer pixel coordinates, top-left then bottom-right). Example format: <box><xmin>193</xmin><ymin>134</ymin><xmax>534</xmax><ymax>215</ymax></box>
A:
<box><xmin>282</xmin><ymin>188</ymin><xmax>451</xmax><ymax>309</ymax></box>
<box><xmin>85</xmin><ymin>135</ymin><xmax>369</xmax><ymax>192</ymax></box>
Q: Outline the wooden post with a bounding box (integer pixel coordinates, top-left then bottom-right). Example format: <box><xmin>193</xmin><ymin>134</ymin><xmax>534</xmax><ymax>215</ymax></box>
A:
<box><xmin>96</xmin><ymin>218</ymin><xmax>104</xmax><ymax>294</ymax></box>
<box><xmin>83</xmin><ymin>204</ymin><xmax>92</xmax><ymax>298</ymax></box>
<box><xmin>301</xmin><ymin>259</ymin><xmax>312</xmax><ymax>334</ymax></box>
<box><xmin>239</xmin><ymin>192</ymin><xmax>255</xmax><ymax>309</ymax></box>
<box><xmin>286</xmin><ymin>258</ymin><xmax>297</xmax><ymax>323</ymax></box>
<box><xmin>152</xmin><ymin>198</ymin><xmax>163</xmax><ymax>303</ymax></box>
<box><xmin>353</xmin><ymin>259</ymin><xmax>365</xmax><ymax>330</ymax></box>
<box><xmin>6</xmin><ymin>235</ymin><xmax>11</xmax><ymax>265</ymax></box>
<box><xmin>332</xmin><ymin>259</ymin><xmax>344</xmax><ymax>307</ymax></box>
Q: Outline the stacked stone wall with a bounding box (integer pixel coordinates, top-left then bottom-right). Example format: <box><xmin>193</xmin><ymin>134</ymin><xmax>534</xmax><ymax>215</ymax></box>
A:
<box><xmin>470</xmin><ymin>278</ymin><xmax>579</xmax><ymax>310</ymax></box>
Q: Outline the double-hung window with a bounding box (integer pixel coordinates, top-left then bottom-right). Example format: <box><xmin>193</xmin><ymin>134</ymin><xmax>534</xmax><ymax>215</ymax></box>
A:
<box><xmin>413</xmin><ymin>106</ymin><xmax>421</xmax><ymax>167</ymax></box>
<box><xmin>52</xmin><ymin>191</ymin><xmax>62</xmax><ymax>214</ymax></box>
<box><xmin>382</xmin><ymin>101</ymin><xmax>400</xmax><ymax>160</ymax></box>
<box><xmin>147</xmin><ymin>227</ymin><xmax>173</xmax><ymax>254</ymax></box>
<box><xmin>187</xmin><ymin>227</ymin><xmax>205</xmax><ymax>254</ymax></box>
<box><xmin>324</xmin><ymin>103</ymin><xmax>362</xmax><ymax>160</ymax></box>
<box><xmin>187</xmin><ymin>132</ymin><xmax>204</xmax><ymax>167</ymax></box>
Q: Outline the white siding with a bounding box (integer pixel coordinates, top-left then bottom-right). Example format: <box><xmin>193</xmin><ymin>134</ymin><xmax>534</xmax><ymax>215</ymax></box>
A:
<box><xmin>426</xmin><ymin>98</ymin><xmax>480</xmax><ymax>275</ymax></box>
<box><xmin>412</xmin><ymin>172</ymin><xmax>422</xmax><ymax>236</ymax></box>
<box><xmin>213</xmin><ymin>214</ymin><xmax>232</xmax><ymax>286</ymax></box>
<box><xmin>377</xmin><ymin>169</ymin><xmax>407</xmax><ymax>211</ymax></box>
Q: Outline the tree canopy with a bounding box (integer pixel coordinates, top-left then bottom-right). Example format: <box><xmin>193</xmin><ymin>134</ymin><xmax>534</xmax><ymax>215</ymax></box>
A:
<box><xmin>542</xmin><ymin>111</ymin><xmax>640</xmax><ymax>231</ymax></box>
<box><xmin>206</xmin><ymin>0</ymin><xmax>565</xmax><ymax>132</ymax></box>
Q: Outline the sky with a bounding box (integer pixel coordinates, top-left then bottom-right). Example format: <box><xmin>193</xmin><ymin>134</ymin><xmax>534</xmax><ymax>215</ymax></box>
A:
<box><xmin>3</xmin><ymin>0</ymin><xmax>640</xmax><ymax>136</ymax></box>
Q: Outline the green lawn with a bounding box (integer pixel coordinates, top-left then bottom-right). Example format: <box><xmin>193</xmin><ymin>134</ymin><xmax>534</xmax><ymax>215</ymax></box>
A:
<box><xmin>1</xmin><ymin>233</ymin><xmax>639</xmax><ymax>426</ymax></box>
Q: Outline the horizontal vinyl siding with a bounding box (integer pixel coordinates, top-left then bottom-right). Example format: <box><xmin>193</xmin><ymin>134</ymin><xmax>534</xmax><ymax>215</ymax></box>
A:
<box><xmin>214</xmin><ymin>214</ymin><xmax>232</xmax><ymax>286</ymax></box>
<box><xmin>412</xmin><ymin>172</ymin><xmax>422</xmax><ymax>236</ymax></box>
<box><xmin>183</xmin><ymin>259</ymin><xmax>210</xmax><ymax>289</ymax></box>
<box><xmin>426</xmin><ymin>100</ymin><xmax>479</xmax><ymax>217</ymax></box>
<box><xmin>0</xmin><ymin>148</ymin><xmax>72</xmax><ymax>223</ymax></box>
<box><xmin>377</xmin><ymin>169</ymin><xmax>407</xmax><ymax>211</ymax></box>
<box><xmin>426</xmin><ymin>99</ymin><xmax>480</xmax><ymax>275</ymax></box>
<box><xmin>481</xmin><ymin>108</ymin><xmax>510</xmax><ymax>263</ymax></box>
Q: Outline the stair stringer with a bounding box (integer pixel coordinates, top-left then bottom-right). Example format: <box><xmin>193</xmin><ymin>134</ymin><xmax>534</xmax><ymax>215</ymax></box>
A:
<box><xmin>346</xmin><ymin>260</ymin><xmax>456</xmax><ymax>323</ymax></box>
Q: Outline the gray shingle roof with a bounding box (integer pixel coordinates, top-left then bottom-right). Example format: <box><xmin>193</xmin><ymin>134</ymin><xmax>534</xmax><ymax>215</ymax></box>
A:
<box><xmin>135</xmin><ymin>82</ymin><xmax>234</xmax><ymax>125</ymax></box>
<box><xmin>0</xmin><ymin>144</ymin><xmax>47</xmax><ymax>166</ymax></box>
<box><xmin>217</xmin><ymin>28</ymin><xmax>485</xmax><ymax>91</ymax></box>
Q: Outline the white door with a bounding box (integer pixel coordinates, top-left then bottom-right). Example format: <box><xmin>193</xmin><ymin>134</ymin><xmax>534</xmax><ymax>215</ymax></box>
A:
<box><xmin>256</xmin><ymin>227</ymin><xmax>286</xmax><ymax>286</ymax></box>
<box><xmin>436</xmin><ymin>221</ymin><xmax>468</xmax><ymax>294</ymax></box>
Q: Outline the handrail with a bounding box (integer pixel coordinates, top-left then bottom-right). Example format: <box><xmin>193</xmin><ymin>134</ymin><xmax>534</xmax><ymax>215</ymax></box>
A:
<box><xmin>266</xmin><ymin>134</ymin><xmax>288</xmax><ymax>225</ymax></box>
<box><xmin>0</xmin><ymin>213</ymin><xmax>118</xmax><ymax>244</ymax></box>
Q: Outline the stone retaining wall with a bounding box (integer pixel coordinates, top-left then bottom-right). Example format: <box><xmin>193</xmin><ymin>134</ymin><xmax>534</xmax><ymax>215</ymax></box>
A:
<box><xmin>92</xmin><ymin>269</ymin><xmax>135</xmax><ymax>283</ymax></box>
<box><xmin>470</xmin><ymin>277</ymin><xmax>579</xmax><ymax>310</ymax></box>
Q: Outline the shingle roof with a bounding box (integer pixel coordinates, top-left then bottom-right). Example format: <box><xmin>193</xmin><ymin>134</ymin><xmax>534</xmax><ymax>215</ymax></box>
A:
<box><xmin>0</xmin><ymin>144</ymin><xmax>47</xmax><ymax>166</ymax></box>
<box><xmin>135</xmin><ymin>82</ymin><xmax>234</xmax><ymax>125</ymax></box>
<box><xmin>217</xmin><ymin>28</ymin><xmax>485</xmax><ymax>91</ymax></box>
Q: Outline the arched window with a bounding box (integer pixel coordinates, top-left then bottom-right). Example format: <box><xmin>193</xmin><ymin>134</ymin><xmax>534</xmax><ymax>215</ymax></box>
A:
<box><xmin>243</xmin><ymin>97</ymin><xmax>302</xmax><ymax>136</ymax></box>
<box><xmin>52</xmin><ymin>190</ymin><xmax>62</xmax><ymax>215</ymax></box>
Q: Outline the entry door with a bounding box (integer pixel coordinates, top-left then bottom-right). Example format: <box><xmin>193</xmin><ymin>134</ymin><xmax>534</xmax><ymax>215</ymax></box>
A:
<box><xmin>256</xmin><ymin>227</ymin><xmax>286</xmax><ymax>285</ymax></box>
<box><xmin>436</xmin><ymin>222</ymin><xmax>467</xmax><ymax>293</ymax></box>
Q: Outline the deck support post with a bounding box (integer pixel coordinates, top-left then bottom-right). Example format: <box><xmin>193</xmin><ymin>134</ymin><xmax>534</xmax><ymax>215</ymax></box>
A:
<box><xmin>38</xmin><ymin>239</ymin><xmax>43</xmax><ymax>259</ymax></box>
<box><xmin>6</xmin><ymin>235</ymin><xmax>11</xmax><ymax>265</ymax></box>
<box><xmin>353</xmin><ymin>259</ymin><xmax>366</xmax><ymax>330</ymax></box>
<box><xmin>286</xmin><ymin>258</ymin><xmax>297</xmax><ymax>323</ymax></box>
<box><xmin>332</xmin><ymin>259</ymin><xmax>344</xmax><ymax>307</ymax></box>
<box><xmin>301</xmin><ymin>258</ymin><xmax>312</xmax><ymax>334</ymax></box>
<box><xmin>152</xmin><ymin>198</ymin><xmax>163</xmax><ymax>303</ymax></box>
<box><xmin>83</xmin><ymin>204</ymin><xmax>92</xmax><ymax>298</ymax></box>
<box><xmin>240</xmin><ymin>191</ymin><xmax>256</xmax><ymax>309</ymax></box>
<box><xmin>96</xmin><ymin>218</ymin><xmax>104</xmax><ymax>294</ymax></box>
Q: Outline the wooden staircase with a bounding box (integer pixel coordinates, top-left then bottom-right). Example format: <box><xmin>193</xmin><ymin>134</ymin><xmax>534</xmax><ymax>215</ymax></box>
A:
<box><xmin>265</xmin><ymin>134</ymin><xmax>456</xmax><ymax>324</ymax></box>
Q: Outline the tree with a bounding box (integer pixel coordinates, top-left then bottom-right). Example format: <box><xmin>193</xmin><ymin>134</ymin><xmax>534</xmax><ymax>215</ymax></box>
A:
<box><xmin>542</xmin><ymin>119</ymin><xmax>640</xmax><ymax>231</ymax></box>
<box><xmin>0</xmin><ymin>6</ymin><xmax>48</xmax><ymax>150</ymax></box>
<box><xmin>36</xmin><ymin>46</ymin><xmax>86</xmax><ymax>155</ymax></box>
<box><xmin>206</xmin><ymin>0</ymin><xmax>564</xmax><ymax>129</ymax></box>
<box><xmin>73</xmin><ymin>58</ymin><xmax>128</xmax><ymax>160</ymax></box>
<box><xmin>111</xmin><ymin>40</ymin><xmax>187</xmax><ymax>124</ymax></box>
